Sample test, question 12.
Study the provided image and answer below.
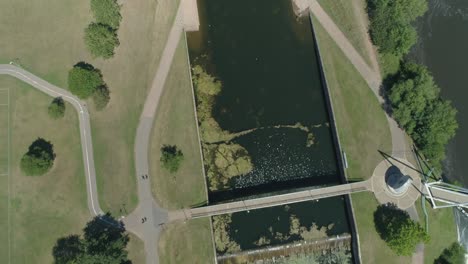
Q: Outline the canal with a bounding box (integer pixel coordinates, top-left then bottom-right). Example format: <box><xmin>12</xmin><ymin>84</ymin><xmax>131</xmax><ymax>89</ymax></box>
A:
<box><xmin>186</xmin><ymin>0</ymin><xmax>354</xmax><ymax>262</ymax></box>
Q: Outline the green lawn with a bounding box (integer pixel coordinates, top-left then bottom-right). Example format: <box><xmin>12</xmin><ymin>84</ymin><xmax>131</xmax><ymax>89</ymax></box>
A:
<box><xmin>128</xmin><ymin>234</ymin><xmax>146</xmax><ymax>264</ymax></box>
<box><xmin>0</xmin><ymin>76</ymin><xmax>89</xmax><ymax>263</ymax></box>
<box><xmin>149</xmin><ymin>34</ymin><xmax>207</xmax><ymax>209</ymax></box>
<box><xmin>158</xmin><ymin>218</ymin><xmax>215</xmax><ymax>264</ymax></box>
<box><xmin>0</xmin><ymin>0</ymin><xmax>180</xmax><ymax>215</ymax></box>
<box><xmin>317</xmin><ymin>0</ymin><xmax>376</xmax><ymax>71</ymax></box>
<box><xmin>416</xmin><ymin>199</ymin><xmax>457</xmax><ymax>264</ymax></box>
<box><xmin>312</xmin><ymin>17</ymin><xmax>391</xmax><ymax>181</ymax></box>
<box><xmin>351</xmin><ymin>193</ymin><xmax>412</xmax><ymax>264</ymax></box>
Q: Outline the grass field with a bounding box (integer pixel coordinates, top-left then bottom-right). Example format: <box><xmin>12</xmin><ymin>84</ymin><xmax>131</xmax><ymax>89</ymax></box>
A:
<box><xmin>128</xmin><ymin>234</ymin><xmax>146</xmax><ymax>264</ymax></box>
<box><xmin>158</xmin><ymin>219</ymin><xmax>215</xmax><ymax>264</ymax></box>
<box><xmin>312</xmin><ymin>17</ymin><xmax>391</xmax><ymax>181</ymax></box>
<box><xmin>149</xmin><ymin>35</ymin><xmax>207</xmax><ymax>209</ymax></box>
<box><xmin>416</xmin><ymin>199</ymin><xmax>457</xmax><ymax>264</ymax></box>
<box><xmin>317</xmin><ymin>0</ymin><xmax>376</xmax><ymax>71</ymax></box>
<box><xmin>0</xmin><ymin>0</ymin><xmax>180</xmax><ymax>215</ymax></box>
<box><xmin>352</xmin><ymin>193</ymin><xmax>412</xmax><ymax>264</ymax></box>
<box><xmin>0</xmin><ymin>76</ymin><xmax>89</xmax><ymax>263</ymax></box>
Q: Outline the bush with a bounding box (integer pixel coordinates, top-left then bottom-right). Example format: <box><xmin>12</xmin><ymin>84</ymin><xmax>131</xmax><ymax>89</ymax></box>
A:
<box><xmin>20</xmin><ymin>138</ymin><xmax>55</xmax><ymax>176</ymax></box>
<box><xmin>92</xmin><ymin>85</ymin><xmax>110</xmax><ymax>110</ymax></box>
<box><xmin>389</xmin><ymin>62</ymin><xmax>458</xmax><ymax>163</ymax></box>
<box><xmin>48</xmin><ymin>97</ymin><xmax>65</xmax><ymax>119</ymax></box>
<box><xmin>90</xmin><ymin>0</ymin><xmax>121</xmax><ymax>29</ymax></box>
<box><xmin>84</xmin><ymin>23</ymin><xmax>119</xmax><ymax>59</ymax></box>
<box><xmin>374</xmin><ymin>203</ymin><xmax>429</xmax><ymax>256</ymax></box>
<box><xmin>68</xmin><ymin>63</ymin><xmax>104</xmax><ymax>99</ymax></box>
<box><xmin>436</xmin><ymin>242</ymin><xmax>466</xmax><ymax>264</ymax></box>
<box><xmin>160</xmin><ymin>145</ymin><xmax>184</xmax><ymax>173</ymax></box>
<box><xmin>368</xmin><ymin>0</ymin><xmax>428</xmax><ymax>56</ymax></box>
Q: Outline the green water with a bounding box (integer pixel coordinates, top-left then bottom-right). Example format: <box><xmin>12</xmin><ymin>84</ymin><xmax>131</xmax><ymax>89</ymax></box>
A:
<box><xmin>188</xmin><ymin>0</ymin><xmax>339</xmax><ymax>201</ymax></box>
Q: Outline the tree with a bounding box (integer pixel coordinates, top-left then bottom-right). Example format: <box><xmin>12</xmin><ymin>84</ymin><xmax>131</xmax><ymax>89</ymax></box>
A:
<box><xmin>48</xmin><ymin>97</ymin><xmax>65</xmax><ymax>119</ymax></box>
<box><xmin>84</xmin><ymin>23</ymin><xmax>119</xmax><ymax>59</ymax></box>
<box><xmin>93</xmin><ymin>85</ymin><xmax>110</xmax><ymax>110</ymax></box>
<box><xmin>53</xmin><ymin>213</ymin><xmax>130</xmax><ymax>264</ymax></box>
<box><xmin>20</xmin><ymin>138</ymin><xmax>55</xmax><ymax>176</ymax></box>
<box><xmin>436</xmin><ymin>242</ymin><xmax>466</xmax><ymax>264</ymax></box>
<box><xmin>368</xmin><ymin>0</ymin><xmax>428</xmax><ymax>55</ymax></box>
<box><xmin>68</xmin><ymin>62</ymin><xmax>104</xmax><ymax>99</ymax></box>
<box><xmin>388</xmin><ymin>62</ymin><xmax>458</xmax><ymax>164</ymax></box>
<box><xmin>90</xmin><ymin>0</ymin><xmax>121</xmax><ymax>29</ymax></box>
<box><xmin>160</xmin><ymin>145</ymin><xmax>184</xmax><ymax>173</ymax></box>
<box><xmin>374</xmin><ymin>203</ymin><xmax>429</xmax><ymax>256</ymax></box>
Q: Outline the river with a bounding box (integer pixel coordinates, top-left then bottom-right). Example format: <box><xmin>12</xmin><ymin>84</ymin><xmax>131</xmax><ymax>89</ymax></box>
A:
<box><xmin>411</xmin><ymin>0</ymin><xmax>468</xmax><ymax>185</ymax></box>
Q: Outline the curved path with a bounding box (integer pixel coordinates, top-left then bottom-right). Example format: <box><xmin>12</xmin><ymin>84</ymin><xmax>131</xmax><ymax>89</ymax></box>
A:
<box><xmin>0</xmin><ymin>64</ymin><xmax>103</xmax><ymax>217</ymax></box>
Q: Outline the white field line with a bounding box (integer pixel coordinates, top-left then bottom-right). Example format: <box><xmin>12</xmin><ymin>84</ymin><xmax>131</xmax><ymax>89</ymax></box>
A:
<box><xmin>7</xmin><ymin>87</ymin><xmax>11</xmax><ymax>264</ymax></box>
<box><xmin>2</xmin><ymin>68</ymin><xmax>100</xmax><ymax>216</ymax></box>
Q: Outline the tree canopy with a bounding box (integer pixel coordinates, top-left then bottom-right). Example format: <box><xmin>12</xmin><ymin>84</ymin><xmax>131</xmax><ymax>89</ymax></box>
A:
<box><xmin>48</xmin><ymin>97</ymin><xmax>66</xmax><ymax>119</ymax></box>
<box><xmin>389</xmin><ymin>62</ymin><xmax>458</xmax><ymax>163</ymax></box>
<box><xmin>20</xmin><ymin>138</ymin><xmax>55</xmax><ymax>176</ymax></box>
<box><xmin>368</xmin><ymin>0</ymin><xmax>428</xmax><ymax>55</ymax></box>
<box><xmin>84</xmin><ymin>23</ymin><xmax>119</xmax><ymax>59</ymax></box>
<box><xmin>68</xmin><ymin>63</ymin><xmax>104</xmax><ymax>99</ymax></box>
<box><xmin>436</xmin><ymin>242</ymin><xmax>466</xmax><ymax>264</ymax></box>
<box><xmin>374</xmin><ymin>203</ymin><xmax>429</xmax><ymax>256</ymax></box>
<box><xmin>53</xmin><ymin>214</ymin><xmax>130</xmax><ymax>264</ymax></box>
<box><xmin>160</xmin><ymin>145</ymin><xmax>184</xmax><ymax>173</ymax></box>
<box><xmin>90</xmin><ymin>0</ymin><xmax>121</xmax><ymax>29</ymax></box>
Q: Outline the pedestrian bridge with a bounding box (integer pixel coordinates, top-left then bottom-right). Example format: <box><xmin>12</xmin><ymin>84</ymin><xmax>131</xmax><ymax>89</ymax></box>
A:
<box><xmin>169</xmin><ymin>181</ymin><xmax>371</xmax><ymax>220</ymax></box>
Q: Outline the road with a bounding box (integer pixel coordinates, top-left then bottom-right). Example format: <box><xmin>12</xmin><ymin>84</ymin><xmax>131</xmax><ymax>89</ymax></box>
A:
<box><xmin>0</xmin><ymin>64</ymin><xmax>103</xmax><ymax>217</ymax></box>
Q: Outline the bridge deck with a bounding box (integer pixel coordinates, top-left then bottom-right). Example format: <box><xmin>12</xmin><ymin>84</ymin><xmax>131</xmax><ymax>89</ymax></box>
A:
<box><xmin>169</xmin><ymin>181</ymin><xmax>371</xmax><ymax>220</ymax></box>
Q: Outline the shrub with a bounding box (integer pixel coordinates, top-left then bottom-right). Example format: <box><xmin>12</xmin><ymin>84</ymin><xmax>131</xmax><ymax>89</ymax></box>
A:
<box><xmin>374</xmin><ymin>203</ymin><xmax>429</xmax><ymax>256</ymax></box>
<box><xmin>20</xmin><ymin>138</ymin><xmax>55</xmax><ymax>176</ymax></box>
<box><xmin>160</xmin><ymin>145</ymin><xmax>184</xmax><ymax>173</ymax></box>
<box><xmin>84</xmin><ymin>23</ymin><xmax>119</xmax><ymax>59</ymax></box>
<box><xmin>48</xmin><ymin>97</ymin><xmax>65</xmax><ymax>119</ymax></box>
<box><xmin>90</xmin><ymin>0</ymin><xmax>121</xmax><ymax>29</ymax></box>
<box><xmin>93</xmin><ymin>85</ymin><xmax>110</xmax><ymax>110</ymax></box>
<box><xmin>68</xmin><ymin>63</ymin><xmax>104</xmax><ymax>99</ymax></box>
<box><xmin>436</xmin><ymin>242</ymin><xmax>466</xmax><ymax>264</ymax></box>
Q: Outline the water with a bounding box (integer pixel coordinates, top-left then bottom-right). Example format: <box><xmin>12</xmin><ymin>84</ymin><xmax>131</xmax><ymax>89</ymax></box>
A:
<box><xmin>188</xmin><ymin>0</ymin><xmax>338</xmax><ymax>202</ymax></box>
<box><xmin>411</xmin><ymin>0</ymin><xmax>468</xmax><ymax>185</ymax></box>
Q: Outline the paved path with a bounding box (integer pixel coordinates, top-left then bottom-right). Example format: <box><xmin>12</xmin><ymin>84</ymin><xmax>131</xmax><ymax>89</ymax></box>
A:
<box><xmin>123</xmin><ymin>4</ymin><xmax>184</xmax><ymax>264</ymax></box>
<box><xmin>308</xmin><ymin>0</ymin><xmax>407</xmax><ymax>159</ymax></box>
<box><xmin>0</xmin><ymin>64</ymin><xmax>103</xmax><ymax>217</ymax></box>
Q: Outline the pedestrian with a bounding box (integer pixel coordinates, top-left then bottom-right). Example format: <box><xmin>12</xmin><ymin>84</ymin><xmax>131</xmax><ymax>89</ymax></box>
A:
<box><xmin>141</xmin><ymin>175</ymin><xmax>144</xmax><ymax>179</ymax></box>
<box><xmin>145</xmin><ymin>174</ymin><xmax>148</xmax><ymax>179</ymax></box>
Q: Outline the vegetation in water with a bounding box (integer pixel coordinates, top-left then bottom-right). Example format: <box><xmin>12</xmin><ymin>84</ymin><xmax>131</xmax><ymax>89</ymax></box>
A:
<box><xmin>374</xmin><ymin>203</ymin><xmax>429</xmax><ymax>256</ymax></box>
<box><xmin>52</xmin><ymin>214</ymin><xmax>131</xmax><ymax>263</ymax></box>
<box><xmin>192</xmin><ymin>65</ymin><xmax>321</xmax><ymax>191</ymax></box>
<box><xmin>204</xmin><ymin>143</ymin><xmax>252</xmax><ymax>191</ymax></box>
<box><xmin>20</xmin><ymin>138</ymin><xmax>55</xmax><ymax>176</ymax></box>
<box><xmin>160</xmin><ymin>145</ymin><xmax>184</xmax><ymax>173</ymax></box>
<box><xmin>435</xmin><ymin>242</ymin><xmax>466</xmax><ymax>264</ymax></box>
<box><xmin>388</xmin><ymin>62</ymin><xmax>458</xmax><ymax>164</ymax></box>
<box><xmin>367</xmin><ymin>0</ymin><xmax>428</xmax><ymax>56</ymax></box>
<box><xmin>68</xmin><ymin>62</ymin><xmax>105</xmax><ymax>99</ymax></box>
<box><xmin>48</xmin><ymin>97</ymin><xmax>65</xmax><ymax>119</ymax></box>
<box><xmin>192</xmin><ymin>65</ymin><xmax>253</xmax><ymax>191</ymax></box>
<box><xmin>289</xmin><ymin>215</ymin><xmax>329</xmax><ymax>241</ymax></box>
<box><xmin>213</xmin><ymin>214</ymin><xmax>241</xmax><ymax>254</ymax></box>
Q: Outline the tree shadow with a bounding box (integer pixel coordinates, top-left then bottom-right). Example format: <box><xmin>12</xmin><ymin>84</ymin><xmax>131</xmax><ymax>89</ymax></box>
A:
<box><xmin>52</xmin><ymin>235</ymin><xmax>84</xmax><ymax>263</ymax></box>
<box><xmin>73</xmin><ymin>61</ymin><xmax>103</xmax><ymax>78</ymax></box>
<box><xmin>373</xmin><ymin>203</ymin><xmax>410</xmax><ymax>241</ymax></box>
<box><xmin>27</xmin><ymin>138</ymin><xmax>55</xmax><ymax>160</ymax></box>
<box><xmin>51</xmin><ymin>97</ymin><xmax>65</xmax><ymax>107</ymax></box>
